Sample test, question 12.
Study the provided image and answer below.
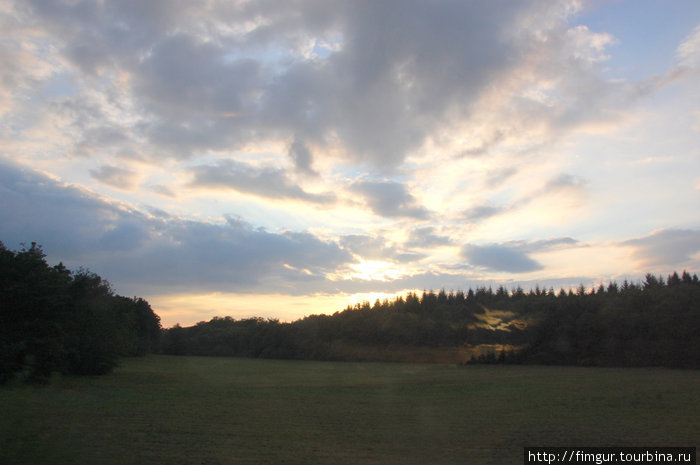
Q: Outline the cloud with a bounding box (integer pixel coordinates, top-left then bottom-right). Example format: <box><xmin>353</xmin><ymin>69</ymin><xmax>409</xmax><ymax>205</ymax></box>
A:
<box><xmin>340</xmin><ymin>234</ymin><xmax>425</xmax><ymax>263</ymax></box>
<box><xmin>8</xmin><ymin>0</ymin><xmax>685</xmax><ymax>176</ymax></box>
<box><xmin>529</xmin><ymin>237</ymin><xmax>579</xmax><ymax>250</ymax></box>
<box><xmin>149</xmin><ymin>184</ymin><xmax>176</xmax><ymax>197</ymax></box>
<box><xmin>461</xmin><ymin>243</ymin><xmax>543</xmax><ymax>273</ymax></box>
<box><xmin>407</xmin><ymin>227</ymin><xmax>453</xmax><ymax>248</ymax></box>
<box><xmin>23</xmin><ymin>0</ymin><xmax>195</xmax><ymax>75</ymax></box>
<box><xmin>3</xmin><ymin>1</ymin><xmax>698</xmax><ymax>322</ymax></box>
<box><xmin>0</xmin><ymin>160</ymin><xmax>351</xmax><ymax>295</ymax></box>
<box><xmin>0</xmin><ymin>160</ymin><xmax>148</xmax><ymax>258</ymax></box>
<box><xmin>0</xmin><ymin>13</ymin><xmax>56</xmax><ymax>118</ymax></box>
<box><xmin>513</xmin><ymin>173</ymin><xmax>587</xmax><ymax>208</ymax></box>
<box><xmin>462</xmin><ymin>205</ymin><xmax>505</xmax><ymax>224</ymax></box>
<box><xmin>277</xmin><ymin>0</ymin><xmax>528</xmax><ymax>167</ymax></box>
<box><xmin>457</xmin><ymin>130</ymin><xmax>505</xmax><ymax>158</ymax></box>
<box><xmin>12</xmin><ymin>0</ymin><xmax>580</xmax><ymax>167</ymax></box>
<box><xmin>340</xmin><ymin>234</ymin><xmax>394</xmax><ymax>260</ymax></box>
<box><xmin>89</xmin><ymin>165</ymin><xmax>137</xmax><ymax>189</ymax></box>
<box><xmin>485</xmin><ymin>167</ymin><xmax>518</xmax><ymax>188</ymax></box>
<box><xmin>75</xmin><ymin>127</ymin><xmax>131</xmax><ymax>158</ymax></box>
<box><xmin>9</xmin><ymin>0</ymin><xmax>676</xmax><ymax>175</ymax></box>
<box><xmin>676</xmin><ymin>24</ymin><xmax>700</xmax><ymax>70</ymax></box>
<box><xmin>456</xmin><ymin>5</ymin><xmax>690</xmax><ymax>153</ymax></box>
<box><xmin>288</xmin><ymin>137</ymin><xmax>317</xmax><ymax>175</ymax></box>
<box><xmin>621</xmin><ymin>229</ymin><xmax>700</xmax><ymax>268</ymax></box>
<box><xmin>189</xmin><ymin>159</ymin><xmax>335</xmax><ymax>204</ymax></box>
<box><xmin>544</xmin><ymin>173</ymin><xmax>586</xmax><ymax>191</ymax></box>
<box><xmin>459</xmin><ymin>173</ymin><xmax>585</xmax><ymax>226</ymax></box>
<box><xmin>460</xmin><ymin>237</ymin><xmax>579</xmax><ymax>273</ymax></box>
<box><xmin>350</xmin><ymin>180</ymin><xmax>429</xmax><ymax>219</ymax></box>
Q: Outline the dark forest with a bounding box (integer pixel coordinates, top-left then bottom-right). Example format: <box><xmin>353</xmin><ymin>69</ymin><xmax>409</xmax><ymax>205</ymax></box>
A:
<box><xmin>0</xmin><ymin>242</ymin><xmax>161</xmax><ymax>383</ymax></box>
<box><xmin>160</xmin><ymin>272</ymin><xmax>700</xmax><ymax>368</ymax></box>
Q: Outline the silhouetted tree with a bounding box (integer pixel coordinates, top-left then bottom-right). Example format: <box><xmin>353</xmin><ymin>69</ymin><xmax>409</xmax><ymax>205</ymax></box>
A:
<box><xmin>0</xmin><ymin>241</ymin><xmax>161</xmax><ymax>383</ymax></box>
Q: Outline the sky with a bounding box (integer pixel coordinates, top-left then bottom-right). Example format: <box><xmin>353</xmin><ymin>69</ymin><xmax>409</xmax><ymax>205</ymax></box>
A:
<box><xmin>1</xmin><ymin>0</ymin><xmax>699</xmax><ymax>327</ymax></box>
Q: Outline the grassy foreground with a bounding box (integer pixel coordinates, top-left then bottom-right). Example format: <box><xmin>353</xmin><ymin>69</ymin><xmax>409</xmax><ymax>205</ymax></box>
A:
<box><xmin>1</xmin><ymin>356</ymin><xmax>698</xmax><ymax>465</ymax></box>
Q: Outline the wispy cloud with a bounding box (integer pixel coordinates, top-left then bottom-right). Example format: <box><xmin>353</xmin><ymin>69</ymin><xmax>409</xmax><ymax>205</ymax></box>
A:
<box><xmin>340</xmin><ymin>234</ymin><xmax>425</xmax><ymax>263</ymax></box>
<box><xmin>90</xmin><ymin>165</ymin><xmax>138</xmax><ymax>190</ymax></box>
<box><xmin>189</xmin><ymin>160</ymin><xmax>335</xmax><ymax>204</ymax></box>
<box><xmin>462</xmin><ymin>205</ymin><xmax>505</xmax><ymax>224</ymax></box>
<box><xmin>676</xmin><ymin>25</ymin><xmax>700</xmax><ymax>69</ymax></box>
<box><xmin>459</xmin><ymin>173</ymin><xmax>586</xmax><ymax>226</ymax></box>
<box><xmin>622</xmin><ymin>229</ymin><xmax>700</xmax><ymax>269</ymax></box>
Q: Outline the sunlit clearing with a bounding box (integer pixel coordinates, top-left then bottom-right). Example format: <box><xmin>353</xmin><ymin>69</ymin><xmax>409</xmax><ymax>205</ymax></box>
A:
<box><xmin>474</xmin><ymin>306</ymin><xmax>527</xmax><ymax>331</ymax></box>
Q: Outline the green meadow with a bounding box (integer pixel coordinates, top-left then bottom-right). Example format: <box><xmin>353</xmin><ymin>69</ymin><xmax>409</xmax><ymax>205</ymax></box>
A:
<box><xmin>1</xmin><ymin>356</ymin><xmax>698</xmax><ymax>465</ymax></box>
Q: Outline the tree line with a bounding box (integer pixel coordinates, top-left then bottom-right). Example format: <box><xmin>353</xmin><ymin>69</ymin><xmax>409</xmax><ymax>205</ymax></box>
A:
<box><xmin>160</xmin><ymin>288</ymin><xmax>524</xmax><ymax>361</ymax></box>
<box><xmin>0</xmin><ymin>242</ymin><xmax>161</xmax><ymax>383</ymax></box>
<box><xmin>507</xmin><ymin>272</ymin><xmax>700</xmax><ymax>368</ymax></box>
<box><xmin>161</xmin><ymin>273</ymin><xmax>699</xmax><ymax>368</ymax></box>
<box><xmin>2</xmin><ymin>239</ymin><xmax>697</xmax><ymax>375</ymax></box>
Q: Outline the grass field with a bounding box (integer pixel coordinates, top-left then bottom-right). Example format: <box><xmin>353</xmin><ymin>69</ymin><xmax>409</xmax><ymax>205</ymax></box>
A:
<box><xmin>1</xmin><ymin>356</ymin><xmax>698</xmax><ymax>465</ymax></box>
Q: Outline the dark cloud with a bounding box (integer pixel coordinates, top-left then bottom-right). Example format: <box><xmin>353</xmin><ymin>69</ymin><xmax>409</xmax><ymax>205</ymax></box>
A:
<box><xmin>351</xmin><ymin>180</ymin><xmax>429</xmax><ymax>219</ymax></box>
<box><xmin>15</xmin><ymin>0</ymin><xmax>683</xmax><ymax>171</ymax></box>
<box><xmin>99</xmin><ymin>219</ymin><xmax>149</xmax><ymax>252</ymax></box>
<box><xmin>288</xmin><ymin>137</ymin><xmax>317</xmax><ymax>175</ymax></box>
<box><xmin>74</xmin><ymin>126</ymin><xmax>130</xmax><ymax>157</ymax></box>
<box><xmin>189</xmin><ymin>160</ymin><xmax>335</xmax><ymax>204</ymax></box>
<box><xmin>461</xmin><ymin>243</ymin><xmax>543</xmax><ymax>273</ymax></box>
<box><xmin>135</xmin><ymin>34</ymin><xmax>263</xmax><ymax>119</ymax></box>
<box><xmin>0</xmin><ymin>160</ymin><xmax>148</xmax><ymax>259</ymax></box>
<box><xmin>25</xmin><ymin>0</ymin><xmax>194</xmax><ymax>74</ymax></box>
<box><xmin>460</xmin><ymin>237</ymin><xmax>579</xmax><ymax>273</ymax></box>
<box><xmin>20</xmin><ymin>0</ymin><xmax>544</xmax><ymax>165</ymax></box>
<box><xmin>89</xmin><ymin>165</ymin><xmax>137</xmax><ymax>189</ymax></box>
<box><xmin>545</xmin><ymin>173</ymin><xmax>586</xmax><ymax>191</ymax></box>
<box><xmin>407</xmin><ymin>227</ymin><xmax>453</xmax><ymax>248</ymax></box>
<box><xmin>315</xmin><ymin>0</ymin><xmax>525</xmax><ymax>166</ymax></box>
<box><xmin>504</xmin><ymin>237</ymin><xmax>580</xmax><ymax>254</ymax></box>
<box><xmin>622</xmin><ymin>229</ymin><xmax>700</xmax><ymax>268</ymax></box>
<box><xmin>462</xmin><ymin>205</ymin><xmax>504</xmax><ymax>223</ymax></box>
<box><xmin>0</xmin><ymin>161</ymin><xmax>351</xmax><ymax>296</ymax></box>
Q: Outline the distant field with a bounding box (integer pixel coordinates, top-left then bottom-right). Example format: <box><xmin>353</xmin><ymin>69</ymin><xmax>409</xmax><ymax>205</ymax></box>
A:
<box><xmin>1</xmin><ymin>356</ymin><xmax>698</xmax><ymax>465</ymax></box>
